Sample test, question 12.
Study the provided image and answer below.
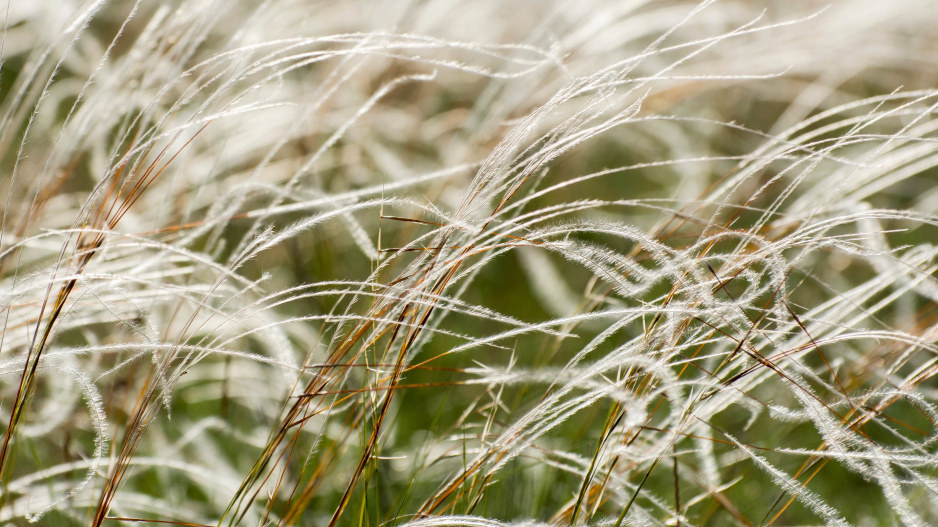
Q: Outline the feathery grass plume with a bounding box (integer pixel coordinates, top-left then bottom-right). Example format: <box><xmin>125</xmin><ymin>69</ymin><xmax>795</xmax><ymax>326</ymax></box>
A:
<box><xmin>1</xmin><ymin>0</ymin><xmax>938</xmax><ymax>525</ymax></box>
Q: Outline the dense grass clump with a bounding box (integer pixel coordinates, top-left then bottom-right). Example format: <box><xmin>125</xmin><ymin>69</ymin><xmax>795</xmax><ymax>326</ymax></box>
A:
<box><xmin>2</xmin><ymin>0</ymin><xmax>938</xmax><ymax>525</ymax></box>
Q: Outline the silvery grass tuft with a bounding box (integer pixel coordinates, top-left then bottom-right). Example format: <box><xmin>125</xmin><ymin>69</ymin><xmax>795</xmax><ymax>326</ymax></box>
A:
<box><xmin>1</xmin><ymin>0</ymin><xmax>938</xmax><ymax>525</ymax></box>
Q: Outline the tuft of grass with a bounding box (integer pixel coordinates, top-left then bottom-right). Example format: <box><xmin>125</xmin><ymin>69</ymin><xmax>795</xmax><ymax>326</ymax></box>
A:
<box><xmin>2</xmin><ymin>0</ymin><xmax>938</xmax><ymax>525</ymax></box>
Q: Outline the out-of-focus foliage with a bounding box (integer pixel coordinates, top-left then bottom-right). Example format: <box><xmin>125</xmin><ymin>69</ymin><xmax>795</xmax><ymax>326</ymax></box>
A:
<box><xmin>2</xmin><ymin>1</ymin><xmax>938</xmax><ymax>525</ymax></box>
